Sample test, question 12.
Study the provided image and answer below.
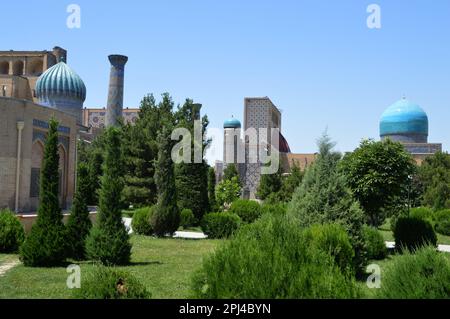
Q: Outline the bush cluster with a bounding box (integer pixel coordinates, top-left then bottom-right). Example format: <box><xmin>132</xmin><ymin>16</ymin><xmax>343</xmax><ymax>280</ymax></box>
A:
<box><xmin>229</xmin><ymin>199</ymin><xmax>262</xmax><ymax>224</ymax></box>
<box><xmin>180</xmin><ymin>209</ymin><xmax>197</xmax><ymax>229</ymax></box>
<box><xmin>201</xmin><ymin>212</ymin><xmax>241</xmax><ymax>239</ymax></box>
<box><xmin>192</xmin><ymin>215</ymin><xmax>361</xmax><ymax>298</ymax></box>
<box><xmin>73</xmin><ymin>265</ymin><xmax>151</xmax><ymax>299</ymax></box>
<box><xmin>377</xmin><ymin>246</ymin><xmax>450</xmax><ymax>299</ymax></box>
<box><xmin>0</xmin><ymin>209</ymin><xmax>25</xmax><ymax>253</ymax></box>
<box><xmin>434</xmin><ymin>209</ymin><xmax>450</xmax><ymax>236</ymax></box>
<box><xmin>362</xmin><ymin>226</ymin><xmax>387</xmax><ymax>260</ymax></box>
<box><xmin>393</xmin><ymin>217</ymin><xmax>437</xmax><ymax>251</ymax></box>
<box><xmin>261</xmin><ymin>203</ymin><xmax>287</xmax><ymax>217</ymax></box>
<box><xmin>303</xmin><ymin>223</ymin><xmax>354</xmax><ymax>274</ymax></box>
<box><xmin>131</xmin><ymin>206</ymin><xmax>154</xmax><ymax>236</ymax></box>
<box><xmin>410</xmin><ymin>207</ymin><xmax>434</xmax><ymax>224</ymax></box>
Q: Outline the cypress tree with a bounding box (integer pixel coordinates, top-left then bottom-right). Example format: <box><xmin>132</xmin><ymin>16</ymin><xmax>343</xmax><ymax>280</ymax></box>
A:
<box><xmin>174</xmin><ymin>99</ymin><xmax>210</xmax><ymax>222</ymax></box>
<box><xmin>151</xmin><ymin>124</ymin><xmax>180</xmax><ymax>236</ymax></box>
<box><xmin>66</xmin><ymin>162</ymin><xmax>92</xmax><ymax>260</ymax></box>
<box><xmin>85</xmin><ymin>127</ymin><xmax>131</xmax><ymax>265</ymax></box>
<box><xmin>20</xmin><ymin>117</ymin><xmax>67</xmax><ymax>267</ymax></box>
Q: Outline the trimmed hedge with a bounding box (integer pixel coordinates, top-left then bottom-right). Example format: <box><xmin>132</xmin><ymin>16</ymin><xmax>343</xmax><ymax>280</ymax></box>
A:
<box><xmin>362</xmin><ymin>226</ymin><xmax>387</xmax><ymax>260</ymax></box>
<box><xmin>201</xmin><ymin>212</ymin><xmax>241</xmax><ymax>239</ymax></box>
<box><xmin>393</xmin><ymin>217</ymin><xmax>437</xmax><ymax>251</ymax></box>
<box><xmin>0</xmin><ymin>209</ymin><xmax>25</xmax><ymax>253</ymax></box>
<box><xmin>434</xmin><ymin>209</ymin><xmax>450</xmax><ymax>236</ymax></box>
<box><xmin>180</xmin><ymin>209</ymin><xmax>197</xmax><ymax>229</ymax></box>
<box><xmin>73</xmin><ymin>265</ymin><xmax>151</xmax><ymax>299</ymax></box>
<box><xmin>192</xmin><ymin>215</ymin><xmax>361</xmax><ymax>298</ymax></box>
<box><xmin>377</xmin><ymin>246</ymin><xmax>450</xmax><ymax>298</ymax></box>
<box><xmin>229</xmin><ymin>199</ymin><xmax>262</xmax><ymax>224</ymax></box>
<box><xmin>131</xmin><ymin>206</ymin><xmax>154</xmax><ymax>236</ymax></box>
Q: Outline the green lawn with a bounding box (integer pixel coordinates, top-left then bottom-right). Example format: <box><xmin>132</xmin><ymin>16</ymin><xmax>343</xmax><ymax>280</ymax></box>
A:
<box><xmin>0</xmin><ymin>236</ymin><xmax>222</xmax><ymax>299</ymax></box>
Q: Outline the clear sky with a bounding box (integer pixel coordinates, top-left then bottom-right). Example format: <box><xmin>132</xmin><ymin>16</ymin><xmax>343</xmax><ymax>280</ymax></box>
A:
<box><xmin>2</xmin><ymin>0</ymin><xmax>449</xmax><ymax>163</ymax></box>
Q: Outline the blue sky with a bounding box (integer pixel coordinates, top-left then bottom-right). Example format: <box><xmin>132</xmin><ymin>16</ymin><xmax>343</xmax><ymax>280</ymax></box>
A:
<box><xmin>2</xmin><ymin>0</ymin><xmax>449</xmax><ymax>163</ymax></box>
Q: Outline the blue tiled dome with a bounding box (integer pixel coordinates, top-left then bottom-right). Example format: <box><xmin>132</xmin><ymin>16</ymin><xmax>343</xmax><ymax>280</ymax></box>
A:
<box><xmin>36</xmin><ymin>60</ymin><xmax>86</xmax><ymax>102</ymax></box>
<box><xmin>224</xmin><ymin>117</ymin><xmax>241</xmax><ymax>129</ymax></box>
<box><xmin>35</xmin><ymin>60</ymin><xmax>86</xmax><ymax>122</ymax></box>
<box><xmin>380</xmin><ymin>99</ymin><xmax>428</xmax><ymax>143</ymax></box>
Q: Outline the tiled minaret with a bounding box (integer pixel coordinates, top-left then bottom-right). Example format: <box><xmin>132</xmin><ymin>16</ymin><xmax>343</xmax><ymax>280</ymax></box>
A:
<box><xmin>105</xmin><ymin>54</ymin><xmax>128</xmax><ymax>127</ymax></box>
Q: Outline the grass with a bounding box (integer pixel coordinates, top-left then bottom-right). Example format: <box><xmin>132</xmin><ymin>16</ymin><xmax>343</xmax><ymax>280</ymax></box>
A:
<box><xmin>0</xmin><ymin>236</ymin><xmax>222</xmax><ymax>299</ymax></box>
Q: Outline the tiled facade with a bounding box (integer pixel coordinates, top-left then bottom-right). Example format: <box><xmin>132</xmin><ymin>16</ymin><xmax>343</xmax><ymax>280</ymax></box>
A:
<box><xmin>82</xmin><ymin>108</ymin><xmax>139</xmax><ymax>129</ymax></box>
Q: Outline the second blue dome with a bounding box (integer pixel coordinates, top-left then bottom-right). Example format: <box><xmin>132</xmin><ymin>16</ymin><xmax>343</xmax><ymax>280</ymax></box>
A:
<box><xmin>380</xmin><ymin>99</ymin><xmax>428</xmax><ymax>143</ymax></box>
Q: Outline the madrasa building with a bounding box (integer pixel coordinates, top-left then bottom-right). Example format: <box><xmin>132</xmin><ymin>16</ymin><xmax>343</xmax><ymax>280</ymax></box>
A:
<box><xmin>218</xmin><ymin>96</ymin><xmax>444</xmax><ymax>200</ymax></box>
<box><xmin>0</xmin><ymin>46</ymin><xmax>128</xmax><ymax>213</ymax></box>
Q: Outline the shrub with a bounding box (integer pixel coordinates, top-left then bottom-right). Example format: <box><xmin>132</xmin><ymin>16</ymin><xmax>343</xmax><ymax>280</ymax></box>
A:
<box><xmin>0</xmin><ymin>209</ymin><xmax>25</xmax><ymax>253</ymax></box>
<box><xmin>131</xmin><ymin>206</ymin><xmax>154</xmax><ymax>235</ymax></box>
<box><xmin>192</xmin><ymin>214</ymin><xmax>361</xmax><ymax>298</ymax></box>
<box><xmin>180</xmin><ymin>209</ymin><xmax>196</xmax><ymax>229</ymax></box>
<box><xmin>201</xmin><ymin>212</ymin><xmax>241</xmax><ymax>239</ymax></box>
<box><xmin>377</xmin><ymin>246</ymin><xmax>450</xmax><ymax>298</ymax></box>
<box><xmin>303</xmin><ymin>223</ymin><xmax>355</xmax><ymax>274</ymax></box>
<box><xmin>434</xmin><ymin>209</ymin><xmax>450</xmax><ymax>236</ymax></box>
<box><xmin>362</xmin><ymin>226</ymin><xmax>387</xmax><ymax>260</ymax></box>
<box><xmin>73</xmin><ymin>265</ymin><xmax>151</xmax><ymax>299</ymax></box>
<box><xmin>393</xmin><ymin>217</ymin><xmax>437</xmax><ymax>251</ymax></box>
<box><xmin>229</xmin><ymin>199</ymin><xmax>262</xmax><ymax>224</ymax></box>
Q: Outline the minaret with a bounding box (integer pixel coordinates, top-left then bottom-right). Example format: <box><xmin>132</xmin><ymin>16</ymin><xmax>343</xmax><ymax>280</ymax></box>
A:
<box><xmin>105</xmin><ymin>54</ymin><xmax>128</xmax><ymax>127</ymax></box>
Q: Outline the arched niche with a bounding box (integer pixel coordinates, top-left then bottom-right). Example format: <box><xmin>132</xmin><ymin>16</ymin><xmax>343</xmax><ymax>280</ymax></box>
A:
<box><xmin>30</xmin><ymin>140</ymin><xmax>45</xmax><ymax>198</ymax></box>
<box><xmin>13</xmin><ymin>60</ymin><xmax>24</xmax><ymax>76</ymax></box>
<box><xmin>0</xmin><ymin>61</ymin><xmax>9</xmax><ymax>75</ymax></box>
<box><xmin>28</xmin><ymin>59</ymin><xmax>44</xmax><ymax>76</ymax></box>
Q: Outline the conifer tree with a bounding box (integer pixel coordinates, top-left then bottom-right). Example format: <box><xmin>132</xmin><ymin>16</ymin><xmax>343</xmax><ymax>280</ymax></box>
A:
<box><xmin>66</xmin><ymin>162</ymin><xmax>92</xmax><ymax>260</ymax></box>
<box><xmin>20</xmin><ymin>118</ymin><xmax>67</xmax><ymax>266</ymax></box>
<box><xmin>257</xmin><ymin>162</ymin><xmax>282</xmax><ymax>200</ymax></box>
<box><xmin>208</xmin><ymin>167</ymin><xmax>217</xmax><ymax>212</ymax></box>
<box><xmin>85</xmin><ymin>127</ymin><xmax>131</xmax><ymax>265</ymax></box>
<box><xmin>151</xmin><ymin>123</ymin><xmax>180</xmax><ymax>236</ymax></box>
<box><xmin>288</xmin><ymin>133</ymin><xmax>366</xmax><ymax>275</ymax></box>
<box><xmin>174</xmin><ymin>99</ymin><xmax>210</xmax><ymax>222</ymax></box>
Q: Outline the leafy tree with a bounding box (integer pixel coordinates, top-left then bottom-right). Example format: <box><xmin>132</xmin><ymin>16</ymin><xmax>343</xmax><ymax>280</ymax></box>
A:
<box><xmin>174</xmin><ymin>99</ymin><xmax>210</xmax><ymax>222</ymax></box>
<box><xmin>207</xmin><ymin>167</ymin><xmax>218</xmax><ymax>212</ymax></box>
<box><xmin>85</xmin><ymin>127</ymin><xmax>131</xmax><ymax>265</ymax></box>
<box><xmin>215</xmin><ymin>176</ymin><xmax>241</xmax><ymax>210</ymax></box>
<box><xmin>66</xmin><ymin>162</ymin><xmax>92</xmax><ymax>260</ymax></box>
<box><xmin>20</xmin><ymin>118</ymin><xmax>67</xmax><ymax>266</ymax></box>
<box><xmin>256</xmin><ymin>163</ymin><xmax>282</xmax><ymax>200</ymax></box>
<box><xmin>340</xmin><ymin>139</ymin><xmax>417</xmax><ymax>227</ymax></box>
<box><xmin>419</xmin><ymin>152</ymin><xmax>450</xmax><ymax>210</ymax></box>
<box><xmin>287</xmin><ymin>133</ymin><xmax>366</xmax><ymax>275</ymax></box>
<box><xmin>151</xmin><ymin>123</ymin><xmax>180</xmax><ymax>236</ymax></box>
<box><xmin>223</xmin><ymin>164</ymin><xmax>240</xmax><ymax>183</ymax></box>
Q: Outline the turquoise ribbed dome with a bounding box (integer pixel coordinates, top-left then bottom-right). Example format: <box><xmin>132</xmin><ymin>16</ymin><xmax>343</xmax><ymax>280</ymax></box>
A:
<box><xmin>380</xmin><ymin>99</ymin><xmax>428</xmax><ymax>143</ymax></box>
<box><xmin>224</xmin><ymin>117</ymin><xmax>241</xmax><ymax>129</ymax></box>
<box><xmin>36</xmin><ymin>61</ymin><xmax>86</xmax><ymax>103</ymax></box>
